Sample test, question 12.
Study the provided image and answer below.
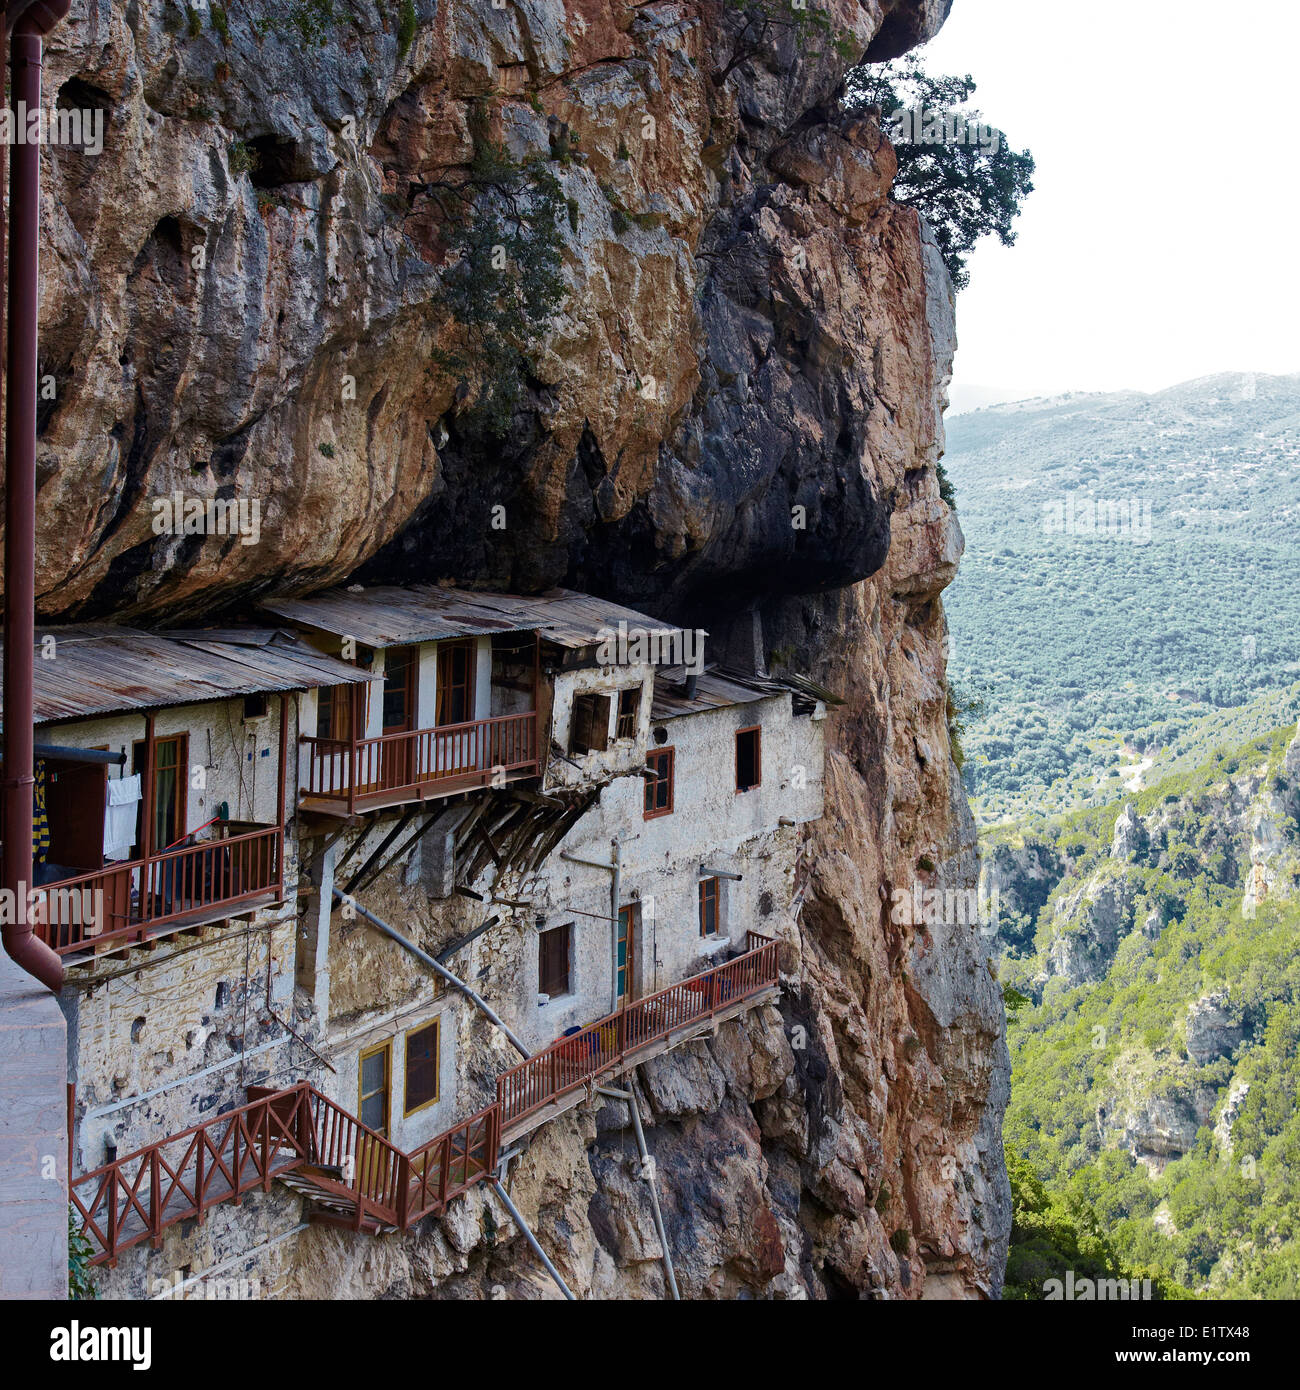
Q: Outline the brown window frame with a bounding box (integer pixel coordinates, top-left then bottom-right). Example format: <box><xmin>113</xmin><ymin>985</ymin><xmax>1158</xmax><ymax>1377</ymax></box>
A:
<box><xmin>539</xmin><ymin>922</ymin><xmax>572</xmax><ymax>999</ymax></box>
<box><xmin>569</xmin><ymin>692</ymin><xmax>612</xmax><ymax>755</ymax></box>
<box><xmin>615</xmin><ymin>686</ymin><xmax>641</xmax><ymax>740</ymax></box>
<box><xmin>436</xmin><ymin>639</ymin><xmax>475</xmax><ymax>728</ymax></box>
<box><xmin>316</xmin><ymin>683</ymin><xmax>355</xmax><ymax>741</ymax></box>
<box><xmin>382</xmin><ymin>645</ymin><xmax>419</xmax><ymax>734</ymax></box>
<box><xmin>643</xmin><ymin>746</ymin><xmax>675</xmax><ymax>819</ymax></box>
<box><xmin>132</xmin><ymin>733</ymin><xmax>188</xmax><ymax>854</ymax></box>
<box><xmin>735</xmin><ymin>725</ymin><xmax>761</xmax><ymax>793</ymax></box>
<box><xmin>403</xmin><ymin>1020</ymin><xmax>441</xmax><ymax>1117</ymax></box>
<box><xmin>699</xmin><ymin>877</ymin><xmax>721</xmax><ymax>938</ymax></box>
<box><xmin>358</xmin><ymin>1040</ymin><xmax>392</xmax><ymax>1137</ymax></box>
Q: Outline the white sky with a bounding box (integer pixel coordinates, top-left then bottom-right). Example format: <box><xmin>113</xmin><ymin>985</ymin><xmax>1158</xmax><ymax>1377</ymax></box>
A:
<box><xmin>916</xmin><ymin>0</ymin><xmax>1300</xmax><ymax>409</ymax></box>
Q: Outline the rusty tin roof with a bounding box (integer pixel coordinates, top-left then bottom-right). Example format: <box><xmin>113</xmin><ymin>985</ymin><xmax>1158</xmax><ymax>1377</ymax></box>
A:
<box><xmin>262</xmin><ymin>584</ymin><xmax>686</xmax><ymax>652</ymax></box>
<box><xmin>1</xmin><ymin>626</ymin><xmax>377</xmax><ymax>725</ymax></box>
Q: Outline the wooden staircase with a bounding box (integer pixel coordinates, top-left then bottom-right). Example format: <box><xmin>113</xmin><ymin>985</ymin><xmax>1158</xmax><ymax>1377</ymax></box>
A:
<box><xmin>71</xmin><ymin>932</ymin><xmax>780</xmax><ymax>1267</ymax></box>
<box><xmin>275</xmin><ymin>1168</ymin><xmax>399</xmax><ymax>1234</ymax></box>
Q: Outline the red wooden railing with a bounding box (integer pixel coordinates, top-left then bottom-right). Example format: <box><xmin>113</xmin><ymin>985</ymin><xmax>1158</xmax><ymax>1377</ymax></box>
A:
<box><xmin>496</xmin><ymin>931</ymin><xmax>780</xmax><ymax>1126</ymax></box>
<box><xmin>403</xmin><ymin>1104</ymin><xmax>501</xmax><ymax>1223</ymax></box>
<box><xmin>70</xmin><ymin>1084</ymin><xmax>316</xmax><ymax>1267</ymax></box>
<box><xmin>70</xmin><ymin>932</ymin><xmax>779</xmax><ymax>1265</ymax></box>
<box><xmin>27</xmin><ymin>822</ymin><xmax>283</xmax><ymax>956</ymax></box>
<box><xmin>300</xmin><ymin>711</ymin><xmax>539</xmax><ymax>808</ymax></box>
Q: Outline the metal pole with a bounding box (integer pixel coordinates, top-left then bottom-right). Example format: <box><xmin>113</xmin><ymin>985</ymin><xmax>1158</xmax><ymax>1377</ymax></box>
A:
<box><xmin>610</xmin><ymin>839</ymin><xmax>621</xmax><ymax>1013</ymax></box>
<box><xmin>1</xmin><ymin>0</ymin><xmax>70</xmax><ymax>994</ymax></box>
<box><xmin>488</xmin><ymin>1176</ymin><xmax>575</xmax><ymax>1301</ymax></box>
<box><xmin>333</xmin><ymin>890</ymin><xmax>530</xmax><ymax>1059</ymax></box>
<box><xmin>626</xmin><ymin>1071</ymin><xmax>679</xmax><ymax>1300</ymax></box>
<box><xmin>595</xmin><ymin>1079</ymin><xmax>679</xmax><ymax>1299</ymax></box>
<box><xmin>559</xmin><ymin>846</ymin><xmax>624</xmax><ymax>1013</ymax></box>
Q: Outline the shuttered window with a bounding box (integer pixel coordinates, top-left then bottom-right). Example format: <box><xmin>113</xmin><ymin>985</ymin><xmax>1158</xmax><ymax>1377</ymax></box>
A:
<box><xmin>570</xmin><ymin>693</ymin><xmax>611</xmax><ymax>754</ymax></box>
<box><xmin>539</xmin><ymin>923</ymin><xmax>572</xmax><ymax>998</ymax></box>
<box><xmin>404</xmin><ymin>1021</ymin><xmax>440</xmax><ymax>1115</ymax></box>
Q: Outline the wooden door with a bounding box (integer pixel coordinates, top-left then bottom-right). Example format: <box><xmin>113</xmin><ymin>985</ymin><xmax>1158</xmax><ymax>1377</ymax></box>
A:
<box><xmin>435</xmin><ymin>640</ymin><xmax>476</xmax><ymax>774</ymax></box>
<box><xmin>43</xmin><ymin>757</ymin><xmax>108</xmax><ymax>873</ymax></box>
<box><xmin>379</xmin><ymin>646</ymin><xmax>418</xmax><ymax>790</ymax></box>
<box><xmin>616</xmin><ymin>904</ymin><xmax>636</xmax><ymax>1007</ymax></box>
<box><xmin>133</xmin><ymin>735</ymin><xmax>188</xmax><ymax>855</ymax></box>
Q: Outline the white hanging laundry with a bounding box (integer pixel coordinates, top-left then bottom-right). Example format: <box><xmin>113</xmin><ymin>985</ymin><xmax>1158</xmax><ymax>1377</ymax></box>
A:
<box><xmin>104</xmin><ymin>774</ymin><xmax>142</xmax><ymax>859</ymax></box>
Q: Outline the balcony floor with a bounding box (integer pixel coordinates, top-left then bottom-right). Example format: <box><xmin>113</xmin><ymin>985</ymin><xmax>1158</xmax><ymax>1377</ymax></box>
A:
<box><xmin>61</xmin><ymin>888</ymin><xmax>283</xmax><ymax>967</ymax></box>
<box><xmin>298</xmin><ymin>764</ymin><xmax>540</xmax><ymax>817</ymax></box>
<box><xmin>499</xmin><ymin>984</ymin><xmax>780</xmax><ymax>1148</ymax></box>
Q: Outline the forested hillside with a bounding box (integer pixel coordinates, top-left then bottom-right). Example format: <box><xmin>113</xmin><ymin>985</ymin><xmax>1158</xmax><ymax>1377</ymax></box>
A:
<box><xmin>992</xmin><ymin>726</ymin><xmax>1300</xmax><ymax>1298</ymax></box>
<box><xmin>944</xmin><ymin>374</ymin><xmax>1300</xmax><ymax>825</ymax></box>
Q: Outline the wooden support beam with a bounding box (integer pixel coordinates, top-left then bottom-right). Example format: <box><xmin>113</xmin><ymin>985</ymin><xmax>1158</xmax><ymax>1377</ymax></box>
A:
<box><xmin>344</xmin><ymin>806</ymin><xmax>421</xmax><ymax>894</ymax></box>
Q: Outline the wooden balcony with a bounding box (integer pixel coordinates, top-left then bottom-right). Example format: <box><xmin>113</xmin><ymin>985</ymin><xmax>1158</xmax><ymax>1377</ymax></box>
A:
<box><xmin>28</xmin><ymin>821</ymin><xmax>283</xmax><ymax>959</ymax></box>
<box><xmin>298</xmin><ymin>710</ymin><xmax>540</xmax><ymax>815</ymax></box>
<box><xmin>70</xmin><ymin>931</ymin><xmax>780</xmax><ymax>1266</ymax></box>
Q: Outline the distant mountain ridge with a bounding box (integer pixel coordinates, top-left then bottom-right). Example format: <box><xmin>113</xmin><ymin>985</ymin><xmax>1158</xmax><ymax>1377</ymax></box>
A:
<box><xmin>943</xmin><ymin>372</ymin><xmax>1300</xmax><ymax>824</ymax></box>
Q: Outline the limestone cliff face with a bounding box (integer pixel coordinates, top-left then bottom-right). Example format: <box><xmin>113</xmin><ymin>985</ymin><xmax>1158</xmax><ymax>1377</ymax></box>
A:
<box><xmin>31</xmin><ymin>0</ymin><xmax>1007</xmax><ymax>1297</ymax></box>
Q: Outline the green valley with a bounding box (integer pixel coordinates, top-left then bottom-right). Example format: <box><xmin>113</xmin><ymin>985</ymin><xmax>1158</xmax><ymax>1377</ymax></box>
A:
<box><xmin>989</xmin><ymin>725</ymin><xmax>1300</xmax><ymax>1298</ymax></box>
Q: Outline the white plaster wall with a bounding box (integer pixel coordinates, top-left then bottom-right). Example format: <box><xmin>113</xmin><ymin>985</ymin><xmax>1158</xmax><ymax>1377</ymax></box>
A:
<box><xmin>504</xmin><ymin>693</ymin><xmax>824</xmax><ymax>1051</ymax></box>
<box><xmin>320</xmin><ymin>991</ymin><xmax>462</xmax><ymax>1152</ymax></box>
<box><xmin>41</xmin><ymin>691</ymin><xmax>300</xmax><ymax>851</ymax></box>
<box><xmin>542</xmin><ymin>662</ymin><xmax>656</xmax><ymax>791</ymax></box>
<box><xmin>416</xmin><ymin>642</ymin><xmax>438</xmax><ymax>729</ymax></box>
<box><xmin>64</xmin><ymin>915</ymin><xmax>303</xmax><ymax>1171</ymax></box>
<box><xmin>474</xmin><ymin>637</ymin><xmax>491</xmax><ymax>721</ymax></box>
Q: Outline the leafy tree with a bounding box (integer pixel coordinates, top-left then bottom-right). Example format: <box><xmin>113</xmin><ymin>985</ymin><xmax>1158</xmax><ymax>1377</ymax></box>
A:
<box><xmin>429</xmin><ymin>102</ymin><xmax>568</xmax><ymax>438</ymax></box>
<box><xmin>68</xmin><ymin>1206</ymin><xmax>96</xmax><ymax>1300</ymax></box>
<box><xmin>842</xmin><ymin>59</ymin><xmax>1034</xmax><ymax>289</ymax></box>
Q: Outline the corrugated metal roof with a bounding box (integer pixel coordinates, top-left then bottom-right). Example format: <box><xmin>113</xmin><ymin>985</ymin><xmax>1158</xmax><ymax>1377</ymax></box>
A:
<box><xmin>0</xmin><ymin>626</ymin><xmax>377</xmax><ymax>726</ymax></box>
<box><xmin>650</xmin><ymin>667</ymin><xmax>778</xmax><ymax>721</ymax></box>
<box><xmin>262</xmin><ymin>585</ymin><xmax>687</xmax><ymax>652</ymax></box>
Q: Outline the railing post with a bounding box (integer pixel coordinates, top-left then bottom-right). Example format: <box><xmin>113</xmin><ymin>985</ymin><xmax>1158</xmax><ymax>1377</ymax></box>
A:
<box><xmin>149</xmin><ymin>1149</ymin><xmax>161</xmax><ymax>1248</ymax></box>
<box><xmin>231</xmin><ymin>1119</ymin><xmax>241</xmax><ymax>1205</ymax></box>
<box><xmin>261</xmin><ymin>1101</ymin><xmax>273</xmax><ymax>1191</ymax></box>
<box><xmin>106</xmin><ymin>1169</ymin><xmax>119</xmax><ymax>1264</ymax></box>
<box><xmin>488</xmin><ymin>1106</ymin><xmax>501</xmax><ymax>1173</ymax></box>
<box><xmin>437</xmin><ymin>1134</ymin><xmax>449</xmax><ymax>1206</ymax></box>
<box><xmin>195</xmin><ymin>1136</ymin><xmax>205</xmax><ymax>1225</ymax></box>
<box><xmin>396</xmin><ymin>1154</ymin><xmax>410</xmax><ymax>1229</ymax></box>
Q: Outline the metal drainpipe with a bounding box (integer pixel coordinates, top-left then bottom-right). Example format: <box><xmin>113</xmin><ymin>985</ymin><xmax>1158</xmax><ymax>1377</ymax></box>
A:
<box><xmin>560</xmin><ymin>839</ymin><xmax>627</xmax><ymax>1014</ymax></box>
<box><xmin>488</xmin><ymin>1177</ymin><xmax>576</xmax><ymax>1301</ymax></box>
<box><xmin>332</xmin><ymin>890</ymin><xmax>531</xmax><ymax>1060</ymax></box>
<box><xmin>1</xmin><ymin>0</ymin><xmax>71</xmax><ymax>994</ymax></box>
<box><xmin>610</xmin><ymin>838</ymin><xmax>621</xmax><ymax>1013</ymax></box>
<box><xmin>597</xmin><ymin>1079</ymin><xmax>680</xmax><ymax>1300</ymax></box>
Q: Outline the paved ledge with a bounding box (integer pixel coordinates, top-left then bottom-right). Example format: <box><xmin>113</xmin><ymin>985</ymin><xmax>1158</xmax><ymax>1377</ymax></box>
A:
<box><xmin>0</xmin><ymin>951</ymin><xmax>68</xmax><ymax>1300</ymax></box>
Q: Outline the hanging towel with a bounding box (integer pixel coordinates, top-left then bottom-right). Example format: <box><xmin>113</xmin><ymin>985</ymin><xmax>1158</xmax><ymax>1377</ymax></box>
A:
<box><xmin>32</xmin><ymin>760</ymin><xmax>50</xmax><ymax>862</ymax></box>
<box><xmin>104</xmin><ymin>774</ymin><xmax>142</xmax><ymax>859</ymax></box>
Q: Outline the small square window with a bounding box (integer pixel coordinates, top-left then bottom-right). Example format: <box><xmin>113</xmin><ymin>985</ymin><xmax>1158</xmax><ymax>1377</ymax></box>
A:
<box><xmin>539</xmin><ymin>923</ymin><xmax>572</xmax><ymax>998</ymax></box>
<box><xmin>404</xmin><ymin>1021</ymin><xmax>440</xmax><ymax>1116</ymax></box>
<box><xmin>644</xmin><ymin>747</ymin><xmax>675</xmax><ymax>818</ymax></box>
<box><xmin>616</xmin><ymin>687</ymin><xmax>641</xmax><ymax>740</ymax></box>
<box><xmin>699</xmin><ymin>878</ymin><xmax>720</xmax><ymax>938</ymax></box>
<box><xmin>735</xmin><ymin>726</ymin><xmax>761</xmax><ymax>792</ymax></box>
<box><xmin>242</xmin><ymin>693</ymin><xmax>268</xmax><ymax>719</ymax></box>
<box><xmin>570</xmin><ymin>693</ymin><xmax>612</xmax><ymax>754</ymax></box>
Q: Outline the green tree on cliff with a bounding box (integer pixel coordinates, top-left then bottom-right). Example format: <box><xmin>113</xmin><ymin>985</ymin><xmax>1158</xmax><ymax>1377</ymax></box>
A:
<box><xmin>843</xmin><ymin>59</ymin><xmax>1035</xmax><ymax>290</ymax></box>
<box><xmin>430</xmin><ymin>101</ymin><xmax>568</xmax><ymax>437</ymax></box>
